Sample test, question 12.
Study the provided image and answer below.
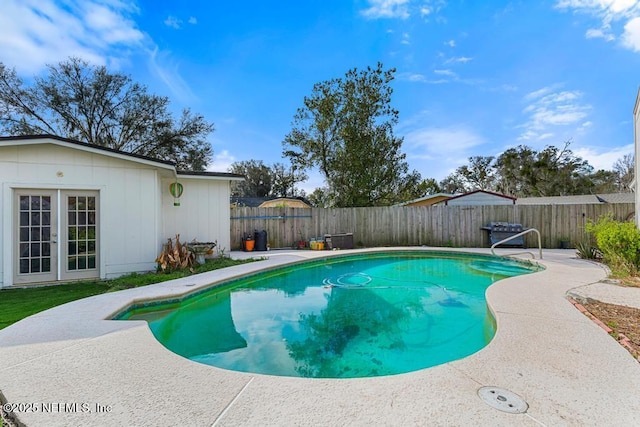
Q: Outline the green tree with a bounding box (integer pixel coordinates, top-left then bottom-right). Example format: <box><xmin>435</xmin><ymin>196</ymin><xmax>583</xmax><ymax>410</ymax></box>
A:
<box><xmin>421</xmin><ymin>178</ymin><xmax>443</xmax><ymax>195</ymax></box>
<box><xmin>271</xmin><ymin>163</ymin><xmax>308</xmax><ymax>198</ymax></box>
<box><xmin>441</xmin><ymin>156</ymin><xmax>497</xmax><ymax>193</ymax></box>
<box><xmin>0</xmin><ymin>57</ymin><xmax>214</xmax><ymax>170</ymax></box>
<box><xmin>283</xmin><ymin>63</ymin><xmax>421</xmax><ymax>207</ymax></box>
<box><xmin>307</xmin><ymin>187</ymin><xmax>331</xmax><ymax>208</ymax></box>
<box><xmin>439</xmin><ymin>174</ymin><xmax>467</xmax><ymax>194</ymax></box>
<box><xmin>494</xmin><ymin>145</ymin><xmax>537</xmax><ymax>196</ymax></box>
<box><xmin>228</xmin><ymin>160</ymin><xmax>307</xmax><ymax>198</ymax></box>
<box><xmin>494</xmin><ymin>141</ymin><xmax>593</xmax><ymax>197</ymax></box>
<box><xmin>395</xmin><ymin>173</ymin><xmax>439</xmax><ymax>202</ymax></box>
<box><xmin>588</xmin><ymin>169</ymin><xmax>618</xmax><ymax>194</ymax></box>
<box><xmin>229</xmin><ymin>160</ymin><xmax>273</xmax><ymax>197</ymax></box>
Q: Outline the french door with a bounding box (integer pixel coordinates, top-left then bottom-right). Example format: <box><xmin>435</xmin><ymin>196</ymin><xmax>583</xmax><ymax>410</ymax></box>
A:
<box><xmin>15</xmin><ymin>191</ymin><xmax>57</xmax><ymax>284</ymax></box>
<box><xmin>14</xmin><ymin>190</ymin><xmax>99</xmax><ymax>285</ymax></box>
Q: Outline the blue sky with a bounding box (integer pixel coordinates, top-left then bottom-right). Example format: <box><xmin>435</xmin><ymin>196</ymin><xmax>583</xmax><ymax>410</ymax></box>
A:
<box><xmin>1</xmin><ymin>0</ymin><xmax>640</xmax><ymax>193</ymax></box>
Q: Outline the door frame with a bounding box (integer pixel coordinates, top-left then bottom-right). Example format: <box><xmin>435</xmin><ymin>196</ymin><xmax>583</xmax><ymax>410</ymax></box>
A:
<box><xmin>13</xmin><ymin>190</ymin><xmax>58</xmax><ymax>285</ymax></box>
<box><xmin>60</xmin><ymin>190</ymin><xmax>100</xmax><ymax>282</ymax></box>
<box><xmin>9</xmin><ymin>186</ymin><xmax>102</xmax><ymax>285</ymax></box>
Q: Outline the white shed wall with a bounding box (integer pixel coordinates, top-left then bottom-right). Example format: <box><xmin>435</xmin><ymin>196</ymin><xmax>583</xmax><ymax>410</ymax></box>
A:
<box><xmin>161</xmin><ymin>177</ymin><xmax>232</xmax><ymax>253</ymax></box>
<box><xmin>0</xmin><ymin>143</ymin><xmax>161</xmax><ymax>287</ymax></box>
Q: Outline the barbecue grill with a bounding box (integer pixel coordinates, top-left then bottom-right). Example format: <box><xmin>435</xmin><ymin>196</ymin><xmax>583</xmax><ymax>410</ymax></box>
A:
<box><xmin>481</xmin><ymin>222</ymin><xmax>527</xmax><ymax>247</ymax></box>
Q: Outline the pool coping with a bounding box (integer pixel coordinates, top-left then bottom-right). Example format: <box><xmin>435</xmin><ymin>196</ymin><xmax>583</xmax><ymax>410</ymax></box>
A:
<box><xmin>1</xmin><ymin>247</ymin><xmax>640</xmax><ymax>426</ymax></box>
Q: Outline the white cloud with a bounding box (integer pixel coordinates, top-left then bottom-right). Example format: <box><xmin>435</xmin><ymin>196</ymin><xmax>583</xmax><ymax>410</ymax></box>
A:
<box><xmin>444</xmin><ymin>39</ymin><xmax>456</xmax><ymax>47</ymax></box>
<box><xmin>622</xmin><ymin>15</ymin><xmax>640</xmax><ymax>49</ymax></box>
<box><xmin>188</xmin><ymin>16</ymin><xmax>198</xmax><ymax>25</ymax></box>
<box><xmin>444</xmin><ymin>56</ymin><xmax>473</xmax><ymax>64</ymax></box>
<box><xmin>574</xmin><ymin>143</ymin><xmax>634</xmax><ymax>170</ymax></box>
<box><xmin>586</xmin><ymin>27</ymin><xmax>616</xmax><ymax>40</ymax></box>
<box><xmin>523</xmin><ymin>85</ymin><xmax>557</xmax><ymax>101</ymax></box>
<box><xmin>555</xmin><ymin>0</ymin><xmax>640</xmax><ymax>51</ymax></box>
<box><xmin>147</xmin><ymin>47</ymin><xmax>195</xmax><ymax>103</ymax></box>
<box><xmin>164</xmin><ymin>15</ymin><xmax>182</xmax><ymax>29</ymax></box>
<box><xmin>0</xmin><ymin>0</ymin><xmax>145</xmax><ymax>74</ymax></box>
<box><xmin>398</xmin><ymin>72</ymin><xmax>449</xmax><ymax>84</ymax></box>
<box><xmin>403</xmin><ymin>125</ymin><xmax>487</xmax><ymax>179</ymax></box>
<box><xmin>402</xmin><ymin>32</ymin><xmax>411</xmax><ymax>44</ymax></box>
<box><xmin>556</xmin><ymin>1</ymin><xmax>638</xmax><ymax>14</ymax></box>
<box><xmin>420</xmin><ymin>6</ymin><xmax>432</xmax><ymax>17</ymax></box>
<box><xmin>518</xmin><ymin>87</ymin><xmax>592</xmax><ymax>141</ymax></box>
<box><xmin>0</xmin><ymin>1</ymin><xmax>195</xmax><ymax>104</ymax></box>
<box><xmin>433</xmin><ymin>69</ymin><xmax>455</xmax><ymax>76</ymax></box>
<box><xmin>207</xmin><ymin>150</ymin><xmax>236</xmax><ymax>173</ymax></box>
<box><xmin>361</xmin><ymin>0</ymin><xmax>410</xmax><ymax>19</ymax></box>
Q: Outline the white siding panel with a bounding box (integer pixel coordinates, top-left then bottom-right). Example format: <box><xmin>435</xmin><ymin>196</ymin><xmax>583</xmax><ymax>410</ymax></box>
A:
<box><xmin>101</xmin><ymin>166</ymin><xmax>159</xmax><ymax>277</ymax></box>
<box><xmin>161</xmin><ymin>178</ymin><xmax>231</xmax><ymax>252</ymax></box>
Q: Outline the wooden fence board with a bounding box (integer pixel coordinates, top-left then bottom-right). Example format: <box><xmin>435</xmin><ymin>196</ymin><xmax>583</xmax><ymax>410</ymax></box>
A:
<box><xmin>228</xmin><ymin>203</ymin><xmax>635</xmax><ymax>251</ymax></box>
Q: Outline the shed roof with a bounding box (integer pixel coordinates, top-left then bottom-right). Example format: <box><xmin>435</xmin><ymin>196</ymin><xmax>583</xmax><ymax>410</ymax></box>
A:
<box><xmin>444</xmin><ymin>189</ymin><xmax>516</xmax><ymax>204</ymax></box>
<box><xmin>395</xmin><ymin>193</ymin><xmax>453</xmax><ymax>207</ymax></box>
<box><xmin>0</xmin><ymin>134</ymin><xmax>244</xmax><ymax>180</ymax></box>
<box><xmin>231</xmin><ymin>196</ymin><xmax>312</xmax><ymax>208</ymax></box>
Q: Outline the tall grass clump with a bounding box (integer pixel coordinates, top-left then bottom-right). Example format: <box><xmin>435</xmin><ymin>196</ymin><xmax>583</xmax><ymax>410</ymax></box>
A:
<box><xmin>586</xmin><ymin>214</ymin><xmax>640</xmax><ymax>277</ymax></box>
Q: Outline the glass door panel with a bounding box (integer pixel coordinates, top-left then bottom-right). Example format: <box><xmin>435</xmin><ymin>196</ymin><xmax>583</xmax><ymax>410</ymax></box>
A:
<box><xmin>14</xmin><ymin>192</ymin><xmax>57</xmax><ymax>284</ymax></box>
<box><xmin>62</xmin><ymin>191</ymin><xmax>99</xmax><ymax>281</ymax></box>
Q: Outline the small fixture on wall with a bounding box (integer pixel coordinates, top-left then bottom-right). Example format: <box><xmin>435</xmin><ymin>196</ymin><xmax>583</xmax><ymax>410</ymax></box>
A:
<box><xmin>169</xmin><ymin>181</ymin><xmax>184</xmax><ymax>206</ymax></box>
<box><xmin>56</xmin><ymin>171</ymin><xmax>64</xmax><ymax>177</ymax></box>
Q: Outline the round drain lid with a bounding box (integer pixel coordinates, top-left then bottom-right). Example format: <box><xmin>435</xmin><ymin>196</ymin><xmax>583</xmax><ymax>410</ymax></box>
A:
<box><xmin>477</xmin><ymin>386</ymin><xmax>528</xmax><ymax>414</ymax></box>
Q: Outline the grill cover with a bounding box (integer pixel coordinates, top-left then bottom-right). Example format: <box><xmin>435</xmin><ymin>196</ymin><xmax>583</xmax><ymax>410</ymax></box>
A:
<box><xmin>482</xmin><ymin>222</ymin><xmax>526</xmax><ymax>247</ymax></box>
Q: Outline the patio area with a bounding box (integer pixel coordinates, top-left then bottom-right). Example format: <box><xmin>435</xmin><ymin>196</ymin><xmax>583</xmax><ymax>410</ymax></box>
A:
<box><xmin>1</xmin><ymin>248</ymin><xmax>639</xmax><ymax>426</ymax></box>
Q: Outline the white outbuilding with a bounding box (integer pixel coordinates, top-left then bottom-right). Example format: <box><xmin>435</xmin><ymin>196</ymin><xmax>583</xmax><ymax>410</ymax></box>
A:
<box><xmin>0</xmin><ymin>135</ymin><xmax>243</xmax><ymax>288</ymax></box>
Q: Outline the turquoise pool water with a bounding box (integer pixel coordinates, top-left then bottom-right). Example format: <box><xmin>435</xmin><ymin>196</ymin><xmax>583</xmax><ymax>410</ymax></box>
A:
<box><xmin>120</xmin><ymin>252</ymin><xmax>541</xmax><ymax>378</ymax></box>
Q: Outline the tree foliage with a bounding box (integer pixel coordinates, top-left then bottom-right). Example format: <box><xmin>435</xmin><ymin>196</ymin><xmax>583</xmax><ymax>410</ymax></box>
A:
<box><xmin>307</xmin><ymin>187</ymin><xmax>332</xmax><ymax>208</ymax></box>
<box><xmin>283</xmin><ymin>63</ymin><xmax>422</xmax><ymax>207</ymax></box>
<box><xmin>494</xmin><ymin>142</ymin><xmax>594</xmax><ymax>196</ymax></box>
<box><xmin>0</xmin><ymin>57</ymin><xmax>214</xmax><ymax>170</ymax></box>
<box><xmin>613</xmin><ymin>153</ymin><xmax>634</xmax><ymax>192</ymax></box>
<box><xmin>271</xmin><ymin>163</ymin><xmax>308</xmax><ymax>198</ymax></box>
<box><xmin>439</xmin><ymin>141</ymin><xmax>630</xmax><ymax>197</ymax></box>
<box><xmin>450</xmin><ymin>156</ymin><xmax>496</xmax><ymax>192</ymax></box>
<box><xmin>229</xmin><ymin>160</ymin><xmax>273</xmax><ymax>197</ymax></box>
<box><xmin>228</xmin><ymin>160</ymin><xmax>307</xmax><ymax>198</ymax></box>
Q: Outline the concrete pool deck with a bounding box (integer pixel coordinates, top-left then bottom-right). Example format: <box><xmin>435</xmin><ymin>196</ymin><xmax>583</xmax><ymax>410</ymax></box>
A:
<box><xmin>1</xmin><ymin>247</ymin><xmax>639</xmax><ymax>426</ymax></box>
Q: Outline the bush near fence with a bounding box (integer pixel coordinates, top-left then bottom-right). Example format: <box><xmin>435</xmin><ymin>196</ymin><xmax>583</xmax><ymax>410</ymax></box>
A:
<box><xmin>230</xmin><ymin>204</ymin><xmax>635</xmax><ymax>250</ymax></box>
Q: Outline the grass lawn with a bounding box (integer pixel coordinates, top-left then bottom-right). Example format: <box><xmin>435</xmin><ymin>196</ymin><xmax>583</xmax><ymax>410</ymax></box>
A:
<box><xmin>0</xmin><ymin>257</ymin><xmax>258</xmax><ymax>330</ymax></box>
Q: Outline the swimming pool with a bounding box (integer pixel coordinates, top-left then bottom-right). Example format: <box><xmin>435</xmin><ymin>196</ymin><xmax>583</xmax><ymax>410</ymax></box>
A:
<box><xmin>119</xmin><ymin>251</ymin><xmax>541</xmax><ymax>378</ymax></box>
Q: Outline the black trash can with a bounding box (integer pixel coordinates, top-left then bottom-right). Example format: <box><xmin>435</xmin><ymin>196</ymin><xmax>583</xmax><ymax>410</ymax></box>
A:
<box><xmin>254</xmin><ymin>229</ymin><xmax>268</xmax><ymax>251</ymax></box>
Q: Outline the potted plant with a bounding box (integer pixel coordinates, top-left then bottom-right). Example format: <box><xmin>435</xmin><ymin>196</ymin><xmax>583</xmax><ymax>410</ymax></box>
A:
<box><xmin>559</xmin><ymin>237</ymin><xmax>571</xmax><ymax>249</ymax></box>
<box><xmin>297</xmin><ymin>230</ymin><xmax>306</xmax><ymax>249</ymax></box>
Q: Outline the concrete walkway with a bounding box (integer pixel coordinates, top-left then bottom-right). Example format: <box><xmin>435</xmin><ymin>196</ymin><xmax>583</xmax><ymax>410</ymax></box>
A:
<box><xmin>567</xmin><ymin>279</ymin><xmax>640</xmax><ymax>309</ymax></box>
<box><xmin>1</xmin><ymin>248</ymin><xmax>639</xmax><ymax>426</ymax></box>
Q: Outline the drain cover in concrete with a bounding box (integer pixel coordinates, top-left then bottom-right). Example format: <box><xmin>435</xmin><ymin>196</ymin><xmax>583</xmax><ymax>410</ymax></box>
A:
<box><xmin>477</xmin><ymin>386</ymin><xmax>528</xmax><ymax>414</ymax></box>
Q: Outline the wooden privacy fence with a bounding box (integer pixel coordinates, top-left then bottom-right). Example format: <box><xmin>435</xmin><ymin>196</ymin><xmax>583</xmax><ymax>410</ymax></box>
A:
<box><xmin>229</xmin><ymin>203</ymin><xmax>635</xmax><ymax>250</ymax></box>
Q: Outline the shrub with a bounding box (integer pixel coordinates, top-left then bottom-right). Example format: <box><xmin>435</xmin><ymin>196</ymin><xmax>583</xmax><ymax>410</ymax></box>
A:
<box><xmin>575</xmin><ymin>241</ymin><xmax>603</xmax><ymax>261</ymax></box>
<box><xmin>586</xmin><ymin>214</ymin><xmax>640</xmax><ymax>276</ymax></box>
